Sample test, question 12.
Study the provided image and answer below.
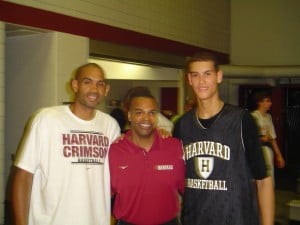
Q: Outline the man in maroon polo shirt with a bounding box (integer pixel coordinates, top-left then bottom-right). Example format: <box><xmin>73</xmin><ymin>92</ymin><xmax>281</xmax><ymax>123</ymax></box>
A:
<box><xmin>109</xmin><ymin>87</ymin><xmax>185</xmax><ymax>225</ymax></box>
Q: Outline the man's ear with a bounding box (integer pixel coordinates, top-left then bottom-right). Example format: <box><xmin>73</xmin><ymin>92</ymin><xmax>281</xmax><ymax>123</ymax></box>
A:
<box><xmin>71</xmin><ymin>79</ymin><xmax>79</xmax><ymax>93</ymax></box>
<box><xmin>104</xmin><ymin>84</ymin><xmax>110</xmax><ymax>96</ymax></box>
<box><xmin>187</xmin><ymin>73</ymin><xmax>193</xmax><ymax>86</ymax></box>
<box><xmin>127</xmin><ymin>111</ymin><xmax>131</xmax><ymax>122</ymax></box>
<box><xmin>217</xmin><ymin>70</ymin><xmax>223</xmax><ymax>84</ymax></box>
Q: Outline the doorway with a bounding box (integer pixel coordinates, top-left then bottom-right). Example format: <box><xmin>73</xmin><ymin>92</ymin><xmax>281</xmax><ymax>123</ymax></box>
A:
<box><xmin>160</xmin><ymin>87</ymin><xmax>178</xmax><ymax>120</ymax></box>
<box><xmin>239</xmin><ymin>84</ymin><xmax>300</xmax><ymax>191</ymax></box>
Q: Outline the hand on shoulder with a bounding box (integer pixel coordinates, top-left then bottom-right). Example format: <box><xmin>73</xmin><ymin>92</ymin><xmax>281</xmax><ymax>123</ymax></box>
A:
<box><xmin>157</xmin><ymin>127</ymin><xmax>172</xmax><ymax>139</ymax></box>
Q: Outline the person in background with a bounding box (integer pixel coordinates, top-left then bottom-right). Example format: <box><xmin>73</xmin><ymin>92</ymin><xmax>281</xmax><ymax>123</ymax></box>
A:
<box><xmin>157</xmin><ymin>111</ymin><xmax>174</xmax><ymax>132</ymax></box>
<box><xmin>251</xmin><ymin>91</ymin><xmax>285</xmax><ymax>185</ymax></box>
<box><xmin>173</xmin><ymin>51</ymin><xmax>274</xmax><ymax>225</ymax></box>
<box><xmin>110</xmin><ymin>106</ymin><xmax>127</xmax><ymax>133</ymax></box>
<box><xmin>171</xmin><ymin>98</ymin><xmax>196</xmax><ymax>124</ymax></box>
<box><xmin>10</xmin><ymin>63</ymin><xmax>120</xmax><ymax>225</ymax></box>
<box><xmin>109</xmin><ymin>87</ymin><xmax>185</xmax><ymax>225</ymax></box>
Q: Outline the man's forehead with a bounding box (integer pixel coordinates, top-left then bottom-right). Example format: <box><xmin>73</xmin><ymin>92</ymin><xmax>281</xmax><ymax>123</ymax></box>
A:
<box><xmin>79</xmin><ymin>68</ymin><xmax>104</xmax><ymax>79</ymax></box>
<box><xmin>131</xmin><ymin>97</ymin><xmax>157</xmax><ymax>108</ymax></box>
<box><xmin>189</xmin><ymin>61</ymin><xmax>215</xmax><ymax>70</ymax></box>
<box><xmin>262</xmin><ymin>97</ymin><xmax>271</xmax><ymax>101</ymax></box>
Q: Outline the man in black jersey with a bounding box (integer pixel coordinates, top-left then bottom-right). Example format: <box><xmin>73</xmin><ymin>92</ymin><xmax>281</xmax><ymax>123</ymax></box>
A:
<box><xmin>173</xmin><ymin>52</ymin><xmax>274</xmax><ymax>225</ymax></box>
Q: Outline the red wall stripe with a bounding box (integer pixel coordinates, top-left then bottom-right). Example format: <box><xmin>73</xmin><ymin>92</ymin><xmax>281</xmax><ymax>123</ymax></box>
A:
<box><xmin>0</xmin><ymin>1</ymin><xmax>229</xmax><ymax>62</ymax></box>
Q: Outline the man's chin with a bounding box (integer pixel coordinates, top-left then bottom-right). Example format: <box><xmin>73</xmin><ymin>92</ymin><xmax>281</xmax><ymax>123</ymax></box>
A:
<box><xmin>87</xmin><ymin>102</ymin><xmax>100</xmax><ymax>109</ymax></box>
<box><xmin>138</xmin><ymin>130</ymin><xmax>155</xmax><ymax>137</ymax></box>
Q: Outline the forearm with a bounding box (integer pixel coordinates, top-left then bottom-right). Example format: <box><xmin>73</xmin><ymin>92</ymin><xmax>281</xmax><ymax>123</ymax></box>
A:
<box><xmin>270</xmin><ymin>139</ymin><xmax>282</xmax><ymax>156</ymax></box>
<box><xmin>256</xmin><ymin>176</ymin><xmax>274</xmax><ymax>225</ymax></box>
<box><xmin>11</xmin><ymin>167</ymin><xmax>33</xmax><ymax>225</ymax></box>
<box><xmin>270</xmin><ymin>139</ymin><xmax>285</xmax><ymax>168</ymax></box>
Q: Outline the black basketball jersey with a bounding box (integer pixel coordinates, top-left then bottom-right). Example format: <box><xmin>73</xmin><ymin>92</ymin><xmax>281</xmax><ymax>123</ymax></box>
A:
<box><xmin>177</xmin><ymin>104</ymin><xmax>260</xmax><ymax>225</ymax></box>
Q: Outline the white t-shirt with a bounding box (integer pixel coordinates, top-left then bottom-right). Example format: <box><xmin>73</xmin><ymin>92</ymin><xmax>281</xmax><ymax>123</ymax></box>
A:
<box><xmin>251</xmin><ymin>110</ymin><xmax>276</xmax><ymax>139</ymax></box>
<box><xmin>14</xmin><ymin>105</ymin><xmax>120</xmax><ymax>225</ymax></box>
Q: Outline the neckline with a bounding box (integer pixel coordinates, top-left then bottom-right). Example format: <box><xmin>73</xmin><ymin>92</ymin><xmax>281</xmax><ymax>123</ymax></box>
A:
<box><xmin>66</xmin><ymin>105</ymin><xmax>97</xmax><ymax>124</ymax></box>
<box><xmin>256</xmin><ymin>109</ymin><xmax>268</xmax><ymax>117</ymax></box>
<box><xmin>195</xmin><ymin>104</ymin><xmax>225</xmax><ymax>129</ymax></box>
<box><xmin>125</xmin><ymin>130</ymin><xmax>158</xmax><ymax>152</ymax></box>
<box><xmin>196</xmin><ymin>114</ymin><xmax>206</xmax><ymax>129</ymax></box>
<box><xmin>69</xmin><ymin>104</ymin><xmax>96</xmax><ymax>121</ymax></box>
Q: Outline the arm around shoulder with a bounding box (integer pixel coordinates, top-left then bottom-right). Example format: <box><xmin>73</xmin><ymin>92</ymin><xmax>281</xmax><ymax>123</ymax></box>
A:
<box><xmin>10</xmin><ymin>166</ymin><xmax>34</xmax><ymax>225</ymax></box>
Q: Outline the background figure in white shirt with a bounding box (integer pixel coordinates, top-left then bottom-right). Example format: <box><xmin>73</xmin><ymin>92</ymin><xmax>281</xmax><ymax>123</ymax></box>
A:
<box><xmin>251</xmin><ymin>91</ymin><xmax>285</xmax><ymax>185</ymax></box>
<box><xmin>157</xmin><ymin>112</ymin><xmax>174</xmax><ymax>133</ymax></box>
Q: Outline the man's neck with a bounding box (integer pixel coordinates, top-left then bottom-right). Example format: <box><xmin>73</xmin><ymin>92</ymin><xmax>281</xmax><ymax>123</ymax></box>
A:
<box><xmin>129</xmin><ymin>133</ymin><xmax>154</xmax><ymax>152</ymax></box>
<box><xmin>70</xmin><ymin>103</ymin><xmax>96</xmax><ymax>120</ymax></box>
<box><xmin>197</xmin><ymin>99</ymin><xmax>224</xmax><ymax>119</ymax></box>
<box><xmin>257</xmin><ymin>108</ymin><xmax>268</xmax><ymax>116</ymax></box>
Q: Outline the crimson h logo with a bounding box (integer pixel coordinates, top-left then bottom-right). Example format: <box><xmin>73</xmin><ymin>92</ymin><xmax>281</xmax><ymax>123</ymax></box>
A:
<box><xmin>194</xmin><ymin>157</ymin><xmax>214</xmax><ymax>179</ymax></box>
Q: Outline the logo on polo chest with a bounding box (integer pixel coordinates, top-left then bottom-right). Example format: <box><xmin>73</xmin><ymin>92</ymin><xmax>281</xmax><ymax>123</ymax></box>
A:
<box><xmin>155</xmin><ymin>165</ymin><xmax>174</xmax><ymax>170</ymax></box>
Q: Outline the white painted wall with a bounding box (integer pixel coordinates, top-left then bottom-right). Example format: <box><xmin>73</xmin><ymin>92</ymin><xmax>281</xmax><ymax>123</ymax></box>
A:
<box><xmin>6</xmin><ymin>0</ymin><xmax>230</xmax><ymax>54</ymax></box>
<box><xmin>5</xmin><ymin>31</ymin><xmax>88</xmax><ymax>195</ymax></box>
<box><xmin>56</xmin><ymin>33</ymin><xmax>89</xmax><ymax>104</ymax></box>
<box><xmin>231</xmin><ymin>0</ymin><xmax>300</xmax><ymax>66</ymax></box>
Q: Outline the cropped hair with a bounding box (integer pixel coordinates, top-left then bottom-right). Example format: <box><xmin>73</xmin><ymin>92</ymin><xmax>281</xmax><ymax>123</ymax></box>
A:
<box><xmin>254</xmin><ymin>90</ymin><xmax>272</xmax><ymax>104</ymax></box>
<box><xmin>123</xmin><ymin>86</ymin><xmax>155</xmax><ymax>112</ymax></box>
<box><xmin>185</xmin><ymin>51</ymin><xmax>220</xmax><ymax>73</ymax></box>
<box><xmin>74</xmin><ymin>63</ymin><xmax>105</xmax><ymax>80</ymax></box>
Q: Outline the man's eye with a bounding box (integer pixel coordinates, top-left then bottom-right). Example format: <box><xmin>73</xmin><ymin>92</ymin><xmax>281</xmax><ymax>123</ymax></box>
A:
<box><xmin>83</xmin><ymin>80</ymin><xmax>91</xmax><ymax>84</ymax></box>
<box><xmin>149</xmin><ymin>112</ymin><xmax>156</xmax><ymax>116</ymax></box>
<box><xmin>97</xmin><ymin>82</ymin><xmax>106</xmax><ymax>88</ymax></box>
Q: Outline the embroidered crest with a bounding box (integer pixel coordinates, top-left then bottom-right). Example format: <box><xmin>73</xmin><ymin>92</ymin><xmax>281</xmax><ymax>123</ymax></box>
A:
<box><xmin>194</xmin><ymin>157</ymin><xmax>214</xmax><ymax>179</ymax></box>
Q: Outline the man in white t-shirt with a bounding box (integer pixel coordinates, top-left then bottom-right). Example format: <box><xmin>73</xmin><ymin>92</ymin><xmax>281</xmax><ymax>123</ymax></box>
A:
<box><xmin>251</xmin><ymin>91</ymin><xmax>285</xmax><ymax>185</ymax></box>
<box><xmin>10</xmin><ymin>63</ymin><xmax>120</xmax><ymax>225</ymax></box>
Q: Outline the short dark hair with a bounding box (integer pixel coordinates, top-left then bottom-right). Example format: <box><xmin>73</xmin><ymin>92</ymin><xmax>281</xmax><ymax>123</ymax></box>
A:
<box><xmin>254</xmin><ymin>90</ymin><xmax>272</xmax><ymax>104</ymax></box>
<box><xmin>123</xmin><ymin>86</ymin><xmax>155</xmax><ymax>112</ymax></box>
<box><xmin>74</xmin><ymin>63</ymin><xmax>105</xmax><ymax>80</ymax></box>
<box><xmin>185</xmin><ymin>51</ymin><xmax>220</xmax><ymax>73</ymax></box>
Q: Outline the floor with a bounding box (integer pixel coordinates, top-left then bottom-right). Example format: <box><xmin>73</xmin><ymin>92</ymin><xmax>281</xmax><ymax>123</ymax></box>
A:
<box><xmin>275</xmin><ymin>190</ymin><xmax>299</xmax><ymax>225</ymax></box>
<box><xmin>274</xmin><ymin>167</ymin><xmax>300</xmax><ymax>225</ymax></box>
<box><xmin>4</xmin><ymin>168</ymin><xmax>300</xmax><ymax>225</ymax></box>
